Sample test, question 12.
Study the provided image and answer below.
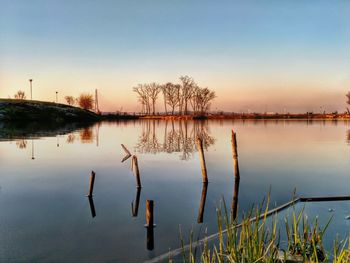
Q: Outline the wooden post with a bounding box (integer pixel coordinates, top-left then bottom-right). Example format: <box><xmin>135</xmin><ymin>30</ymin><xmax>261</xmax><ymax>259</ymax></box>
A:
<box><xmin>132</xmin><ymin>155</ymin><xmax>142</xmax><ymax>188</ymax></box>
<box><xmin>131</xmin><ymin>187</ymin><xmax>142</xmax><ymax>217</ymax></box>
<box><xmin>87</xmin><ymin>171</ymin><xmax>96</xmax><ymax>197</ymax></box>
<box><xmin>145</xmin><ymin>200</ymin><xmax>154</xmax><ymax>227</ymax></box>
<box><xmin>121</xmin><ymin>144</ymin><xmax>132</xmax><ymax>163</ymax></box>
<box><xmin>197</xmin><ymin>182</ymin><xmax>208</xmax><ymax>223</ymax></box>
<box><xmin>231</xmin><ymin>130</ymin><xmax>240</xmax><ymax>179</ymax></box>
<box><xmin>196</xmin><ymin>137</ymin><xmax>208</xmax><ymax>183</ymax></box>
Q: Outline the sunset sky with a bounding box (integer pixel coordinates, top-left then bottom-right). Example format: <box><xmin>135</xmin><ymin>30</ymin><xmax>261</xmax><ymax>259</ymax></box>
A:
<box><xmin>1</xmin><ymin>0</ymin><xmax>349</xmax><ymax>113</ymax></box>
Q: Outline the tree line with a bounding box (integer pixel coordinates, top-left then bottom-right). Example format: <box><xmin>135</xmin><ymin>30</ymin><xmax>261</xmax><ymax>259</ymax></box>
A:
<box><xmin>133</xmin><ymin>75</ymin><xmax>216</xmax><ymax>115</ymax></box>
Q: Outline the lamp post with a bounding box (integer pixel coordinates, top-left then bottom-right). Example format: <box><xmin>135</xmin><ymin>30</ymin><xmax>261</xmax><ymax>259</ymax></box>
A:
<box><xmin>29</xmin><ymin>79</ymin><xmax>33</xmax><ymax>100</ymax></box>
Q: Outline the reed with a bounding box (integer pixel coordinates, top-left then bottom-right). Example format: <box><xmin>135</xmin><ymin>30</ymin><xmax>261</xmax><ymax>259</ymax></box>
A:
<box><xmin>175</xmin><ymin>198</ymin><xmax>350</xmax><ymax>263</ymax></box>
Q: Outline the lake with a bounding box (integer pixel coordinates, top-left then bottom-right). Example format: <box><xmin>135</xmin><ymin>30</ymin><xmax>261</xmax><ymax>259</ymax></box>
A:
<box><xmin>0</xmin><ymin>119</ymin><xmax>349</xmax><ymax>262</ymax></box>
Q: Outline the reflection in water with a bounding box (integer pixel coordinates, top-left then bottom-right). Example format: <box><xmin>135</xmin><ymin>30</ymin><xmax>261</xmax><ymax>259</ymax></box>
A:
<box><xmin>15</xmin><ymin>140</ymin><xmax>27</xmax><ymax>149</ymax></box>
<box><xmin>197</xmin><ymin>182</ymin><xmax>208</xmax><ymax>223</ymax></box>
<box><xmin>88</xmin><ymin>196</ymin><xmax>96</xmax><ymax>218</ymax></box>
<box><xmin>79</xmin><ymin>127</ymin><xmax>94</xmax><ymax>144</ymax></box>
<box><xmin>131</xmin><ymin>187</ymin><xmax>141</xmax><ymax>217</ymax></box>
<box><xmin>146</xmin><ymin>226</ymin><xmax>154</xmax><ymax>251</ymax></box>
<box><xmin>31</xmin><ymin>139</ymin><xmax>35</xmax><ymax>160</ymax></box>
<box><xmin>347</xmin><ymin>130</ymin><xmax>350</xmax><ymax>144</ymax></box>
<box><xmin>231</xmin><ymin>176</ymin><xmax>240</xmax><ymax>221</ymax></box>
<box><xmin>66</xmin><ymin>134</ymin><xmax>76</xmax><ymax>144</ymax></box>
<box><xmin>135</xmin><ymin>120</ymin><xmax>215</xmax><ymax>160</ymax></box>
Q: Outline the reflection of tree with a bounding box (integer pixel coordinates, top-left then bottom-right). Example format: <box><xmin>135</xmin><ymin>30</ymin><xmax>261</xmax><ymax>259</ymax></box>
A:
<box><xmin>66</xmin><ymin>134</ymin><xmax>76</xmax><ymax>144</ymax></box>
<box><xmin>135</xmin><ymin>120</ymin><xmax>215</xmax><ymax>160</ymax></box>
<box><xmin>347</xmin><ymin>130</ymin><xmax>350</xmax><ymax>145</ymax></box>
<box><xmin>16</xmin><ymin>140</ymin><xmax>27</xmax><ymax>149</ymax></box>
<box><xmin>79</xmin><ymin>127</ymin><xmax>94</xmax><ymax>143</ymax></box>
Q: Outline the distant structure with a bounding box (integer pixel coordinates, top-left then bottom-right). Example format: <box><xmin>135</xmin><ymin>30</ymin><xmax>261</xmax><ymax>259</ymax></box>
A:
<box><xmin>29</xmin><ymin>79</ymin><xmax>33</xmax><ymax>100</ymax></box>
<box><xmin>94</xmin><ymin>89</ymin><xmax>99</xmax><ymax>113</ymax></box>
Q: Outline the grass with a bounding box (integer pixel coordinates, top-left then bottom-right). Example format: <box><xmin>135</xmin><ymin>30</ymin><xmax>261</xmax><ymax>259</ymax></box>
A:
<box><xmin>175</xmin><ymin>197</ymin><xmax>350</xmax><ymax>263</ymax></box>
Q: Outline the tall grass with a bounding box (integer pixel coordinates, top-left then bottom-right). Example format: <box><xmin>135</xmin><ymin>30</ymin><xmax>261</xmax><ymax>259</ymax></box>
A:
<box><xmin>176</xmin><ymin>199</ymin><xmax>350</xmax><ymax>263</ymax></box>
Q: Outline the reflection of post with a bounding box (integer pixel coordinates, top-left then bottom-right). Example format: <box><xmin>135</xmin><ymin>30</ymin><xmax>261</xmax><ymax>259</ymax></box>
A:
<box><xmin>31</xmin><ymin>139</ymin><xmax>35</xmax><ymax>160</ymax></box>
<box><xmin>231</xmin><ymin>130</ymin><xmax>240</xmax><ymax>179</ymax></box>
<box><xmin>56</xmin><ymin>135</ymin><xmax>59</xmax><ymax>147</ymax></box>
<box><xmin>88</xmin><ymin>196</ymin><xmax>96</xmax><ymax>218</ymax></box>
<box><xmin>231</xmin><ymin>176</ymin><xmax>240</xmax><ymax>221</ymax></box>
<box><xmin>347</xmin><ymin>130</ymin><xmax>350</xmax><ymax>144</ymax></box>
<box><xmin>132</xmin><ymin>156</ymin><xmax>142</xmax><ymax>188</ymax></box>
<box><xmin>145</xmin><ymin>200</ymin><xmax>155</xmax><ymax>251</ymax></box>
<box><xmin>147</xmin><ymin>226</ymin><xmax>155</xmax><ymax>251</ymax></box>
<box><xmin>87</xmin><ymin>171</ymin><xmax>96</xmax><ymax>197</ymax></box>
<box><xmin>131</xmin><ymin>187</ymin><xmax>141</xmax><ymax>217</ymax></box>
<box><xmin>196</xmin><ymin>137</ymin><xmax>208</xmax><ymax>183</ymax></box>
<box><xmin>197</xmin><ymin>182</ymin><xmax>208</xmax><ymax>223</ymax></box>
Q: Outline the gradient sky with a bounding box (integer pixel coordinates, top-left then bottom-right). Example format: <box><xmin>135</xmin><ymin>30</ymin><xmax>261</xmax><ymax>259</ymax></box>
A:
<box><xmin>1</xmin><ymin>0</ymin><xmax>350</xmax><ymax>113</ymax></box>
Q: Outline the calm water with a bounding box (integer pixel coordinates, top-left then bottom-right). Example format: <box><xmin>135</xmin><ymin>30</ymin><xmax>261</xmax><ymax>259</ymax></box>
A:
<box><xmin>0</xmin><ymin>119</ymin><xmax>350</xmax><ymax>262</ymax></box>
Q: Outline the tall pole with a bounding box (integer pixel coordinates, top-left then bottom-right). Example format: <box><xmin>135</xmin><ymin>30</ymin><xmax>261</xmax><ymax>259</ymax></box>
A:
<box><xmin>29</xmin><ymin>79</ymin><xmax>33</xmax><ymax>100</ymax></box>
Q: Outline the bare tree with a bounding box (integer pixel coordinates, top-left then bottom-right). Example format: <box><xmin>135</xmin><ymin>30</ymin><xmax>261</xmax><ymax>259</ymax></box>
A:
<box><xmin>164</xmin><ymin>83</ymin><xmax>181</xmax><ymax>115</ymax></box>
<box><xmin>133</xmin><ymin>84</ymin><xmax>150</xmax><ymax>114</ymax></box>
<box><xmin>78</xmin><ymin>93</ymin><xmax>94</xmax><ymax>110</ymax></box>
<box><xmin>179</xmin><ymin>75</ymin><xmax>196</xmax><ymax>115</ymax></box>
<box><xmin>146</xmin><ymin>83</ymin><xmax>161</xmax><ymax>115</ymax></box>
<box><xmin>161</xmin><ymin>83</ymin><xmax>171</xmax><ymax>115</ymax></box>
<box><xmin>196</xmin><ymin>87</ymin><xmax>216</xmax><ymax>115</ymax></box>
<box><xmin>346</xmin><ymin>92</ymin><xmax>350</xmax><ymax>114</ymax></box>
<box><xmin>65</xmin><ymin>96</ymin><xmax>75</xmax><ymax>106</ymax></box>
<box><xmin>14</xmin><ymin>90</ymin><xmax>26</xmax><ymax>100</ymax></box>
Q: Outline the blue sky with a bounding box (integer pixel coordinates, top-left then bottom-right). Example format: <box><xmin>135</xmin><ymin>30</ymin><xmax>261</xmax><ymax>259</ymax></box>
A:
<box><xmin>1</xmin><ymin>0</ymin><xmax>350</xmax><ymax>112</ymax></box>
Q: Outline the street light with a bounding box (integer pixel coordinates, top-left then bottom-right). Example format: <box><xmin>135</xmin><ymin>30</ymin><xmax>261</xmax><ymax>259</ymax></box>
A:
<box><xmin>29</xmin><ymin>79</ymin><xmax>33</xmax><ymax>100</ymax></box>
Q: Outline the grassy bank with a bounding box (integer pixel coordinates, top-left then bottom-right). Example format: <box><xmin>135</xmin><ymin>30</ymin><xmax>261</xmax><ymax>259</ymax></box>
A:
<box><xmin>0</xmin><ymin>99</ymin><xmax>101</xmax><ymax>122</ymax></box>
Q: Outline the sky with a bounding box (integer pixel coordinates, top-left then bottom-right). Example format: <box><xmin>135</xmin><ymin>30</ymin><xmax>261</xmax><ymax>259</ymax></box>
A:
<box><xmin>0</xmin><ymin>0</ymin><xmax>350</xmax><ymax>113</ymax></box>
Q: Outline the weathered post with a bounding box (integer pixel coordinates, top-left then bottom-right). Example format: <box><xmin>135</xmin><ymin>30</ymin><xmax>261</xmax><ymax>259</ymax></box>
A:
<box><xmin>121</xmin><ymin>144</ymin><xmax>132</xmax><ymax>163</ymax></box>
<box><xmin>231</xmin><ymin>130</ymin><xmax>240</xmax><ymax>179</ymax></box>
<box><xmin>145</xmin><ymin>199</ymin><xmax>155</xmax><ymax>250</ymax></box>
<box><xmin>231</xmin><ymin>130</ymin><xmax>240</xmax><ymax>220</ymax></box>
<box><xmin>197</xmin><ymin>182</ymin><xmax>208</xmax><ymax>223</ymax></box>
<box><xmin>196</xmin><ymin>137</ymin><xmax>208</xmax><ymax>183</ymax></box>
<box><xmin>87</xmin><ymin>171</ymin><xmax>96</xmax><ymax>197</ymax></box>
<box><xmin>132</xmin><ymin>155</ymin><xmax>142</xmax><ymax>188</ymax></box>
<box><xmin>145</xmin><ymin>200</ymin><xmax>154</xmax><ymax>227</ymax></box>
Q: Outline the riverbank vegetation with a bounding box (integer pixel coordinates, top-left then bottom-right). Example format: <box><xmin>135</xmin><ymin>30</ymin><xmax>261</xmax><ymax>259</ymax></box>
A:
<box><xmin>176</xmin><ymin>200</ymin><xmax>350</xmax><ymax>263</ymax></box>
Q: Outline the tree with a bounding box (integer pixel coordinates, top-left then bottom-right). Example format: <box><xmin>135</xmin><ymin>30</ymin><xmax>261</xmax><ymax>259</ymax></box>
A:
<box><xmin>179</xmin><ymin>75</ymin><xmax>196</xmax><ymax>115</ymax></box>
<box><xmin>133</xmin><ymin>84</ymin><xmax>150</xmax><ymax>114</ymax></box>
<box><xmin>78</xmin><ymin>93</ymin><xmax>94</xmax><ymax>110</ymax></box>
<box><xmin>146</xmin><ymin>83</ymin><xmax>161</xmax><ymax>115</ymax></box>
<box><xmin>14</xmin><ymin>90</ymin><xmax>26</xmax><ymax>100</ymax></box>
<box><xmin>165</xmin><ymin>83</ymin><xmax>181</xmax><ymax>115</ymax></box>
<box><xmin>196</xmin><ymin>87</ymin><xmax>216</xmax><ymax>115</ymax></box>
<box><xmin>65</xmin><ymin>96</ymin><xmax>75</xmax><ymax>106</ymax></box>
<box><xmin>346</xmin><ymin>92</ymin><xmax>350</xmax><ymax>114</ymax></box>
<box><xmin>161</xmin><ymin>83</ymin><xmax>171</xmax><ymax>115</ymax></box>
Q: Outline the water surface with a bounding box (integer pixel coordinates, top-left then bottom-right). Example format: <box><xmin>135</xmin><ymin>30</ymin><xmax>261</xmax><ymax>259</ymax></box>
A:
<box><xmin>0</xmin><ymin>120</ymin><xmax>349</xmax><ymax>262</ymax></box>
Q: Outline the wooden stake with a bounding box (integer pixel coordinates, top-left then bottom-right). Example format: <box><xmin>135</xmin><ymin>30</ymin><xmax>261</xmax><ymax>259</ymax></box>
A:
<box><xmin>121</xmin><ymin>144</ymin><xmax>132</xmax><ymax>163</ymax></box>
<box><xmin>231</xmin><ymin>130</ymin><xmax>240</xmax><ymax>179</ymax></box>
<box><xmin>196</xmin><ymin>137</ymin><xmax>208</xmax><ymax>183</ymax></box>
<box><xmin>197</xmin><ymin>182</ymin><xmax>208</xmax><ymax>223</ymax></box>
<box><xmin>132</xmin><ymin>155</ymin><xmax>142</xmax><ymax>188</ymax></box>
<box><xmin>87</xmin><ymin>171</ymin><xmax>96</xmax><ymax>197</ymax></box>
<box><xmin>145</xmin><ymin>200</ymin><xmax>154</xmax><ymax>227</ymax></box>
